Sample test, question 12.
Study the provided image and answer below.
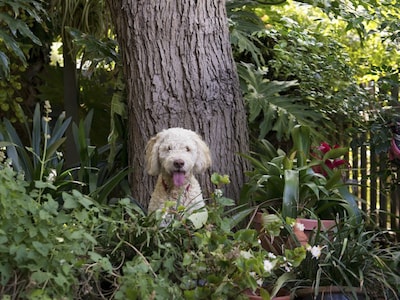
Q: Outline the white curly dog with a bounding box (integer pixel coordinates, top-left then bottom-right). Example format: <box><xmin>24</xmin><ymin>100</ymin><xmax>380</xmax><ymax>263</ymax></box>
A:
<box><xmin>145</xmin><ymin>127</ymin><xmax>212</xmax><ymax>213</ymax></box>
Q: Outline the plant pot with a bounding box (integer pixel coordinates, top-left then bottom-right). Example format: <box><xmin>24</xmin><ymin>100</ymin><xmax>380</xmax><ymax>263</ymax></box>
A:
<box><xmin>244</xmin><ymin>288</ymin><xmax>290</xmax><ymax>300</ymax></box>
<box><xmin>294</xmin><ymin>286</ymin><xmax>366</xmax><ymax>300</ymax></box>
<box><xmin>295</xmin><ymin>218</ymin><xmax>336</xmax><ymax>245</ymax></box>
<box><xmin>253</xmin><ymin>213</ymin><xmax>337</xmax><ymax>252</ymax></box>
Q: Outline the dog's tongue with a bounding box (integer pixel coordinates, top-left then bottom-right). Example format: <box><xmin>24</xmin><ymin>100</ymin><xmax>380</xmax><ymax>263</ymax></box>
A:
<box><xmin>172</xmin><ymin>172</ymin><xmax>186</xmax><ymax>187</ymax></box>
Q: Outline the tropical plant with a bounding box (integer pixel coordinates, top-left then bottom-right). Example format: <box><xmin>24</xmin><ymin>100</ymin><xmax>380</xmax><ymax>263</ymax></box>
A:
<box><xmin>71</xmin><ymin>108</ymin><xmax>130</xmax><ymax>203</ymax></box>
<box><xmin>0</xmin><ymin>101</ymin><xmax>129</xmax><ymax>203</ymax></box>
<box><xmin>238</xmin><ymin>63</ymin><xmax>322</xmax><ymax>141</ymax></box>
<box><xmin>292</xmin><ymin>218</ymin><xmax>400</xmax><ymax>299</ymax></box>
<box><xmin>241</xmin><ymin>125</ymin><xmax>360</xmax><ymax>220</ymax></box>
<box><xmin>0</xmin><ymin>101</ymin><xmax>71</xmax><ymax>185</ymax></box>
<box><xmin>0</xmin><ymin>0</ymin><xmax>45</xmax><ymax>78</ymax></box>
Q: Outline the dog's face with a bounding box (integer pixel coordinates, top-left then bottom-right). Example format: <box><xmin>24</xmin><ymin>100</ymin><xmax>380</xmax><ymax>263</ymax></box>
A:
<box><xmin>145</xmin><ymin>128</ymin><xmax>211</xmax><ymax>187</ymax></box>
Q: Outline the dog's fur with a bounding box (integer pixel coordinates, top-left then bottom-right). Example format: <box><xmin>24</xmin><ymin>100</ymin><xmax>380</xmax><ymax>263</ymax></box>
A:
<box><xmin>145</xmin><ymin>127</ymin><xmax>211</xmax><ymax>213</ymax></box>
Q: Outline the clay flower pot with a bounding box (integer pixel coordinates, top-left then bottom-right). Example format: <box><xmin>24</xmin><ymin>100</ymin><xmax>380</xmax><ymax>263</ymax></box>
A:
<box><xmin>294</xmin><ymin>286</ymin><xmax>367</xmax><ymax>300</ymax></box>
<box><xmin>295</xmin><ymin>218</ymin><xmax>336</xmax><ymax>245</ymax></box>
<box><xmin>253</xmin><ymin>212</ymin><xmax>336</xmax><ymax>252</ymax></box>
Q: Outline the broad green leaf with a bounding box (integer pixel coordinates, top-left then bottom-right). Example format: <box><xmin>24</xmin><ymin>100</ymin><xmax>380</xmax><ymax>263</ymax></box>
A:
<box><xmin>282</xmin><ymin>169</ymin><xmax>299</xmax><ymax>218</ymax></box>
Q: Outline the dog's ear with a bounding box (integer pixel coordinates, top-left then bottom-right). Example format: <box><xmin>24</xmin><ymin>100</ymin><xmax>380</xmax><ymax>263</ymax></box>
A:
<box><xmin>145</xmin><ymin>134</ymin><xmax>160</xmax><ymax>175</ymax></box>
<box><xmin>194</xmin><ymin>134</ymin><xmax>212</xmax><ymax>174</ymax></box>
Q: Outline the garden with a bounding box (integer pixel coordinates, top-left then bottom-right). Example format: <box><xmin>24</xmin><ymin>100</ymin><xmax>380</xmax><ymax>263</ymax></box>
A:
<box><xmin>0</xmin><ymin>0</ymin><xmax>400</xmax><ymax>299</ymax></box>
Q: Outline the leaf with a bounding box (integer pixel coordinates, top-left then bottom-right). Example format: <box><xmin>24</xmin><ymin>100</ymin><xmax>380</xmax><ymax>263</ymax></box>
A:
<box><xmin>32</xmin><ymin>241</ymin><xmax>51</xmax><ymax>256</ymax></box>
<box><xmin>63</xmin><ymin>193</ymin><xmax>78</xmax><ymax>209</ymax></box>
<box><xmin>291</xmin><ymin>125</ymin><xmax>311</xmax><ymax>167</ymax></box>
<box><xmin>0</xmin><ymin>51</ymin><xmax>10</xmax><ymax>78</ymax></box>
<box><xmin>31</xmin><ymin>271</ymin><xmax>51</xmax><ymax>284</ymax></box>
<box><xmin>322</xmin><ymin>147</ymin><xmax>349</xmax><ymax>160</ymax></box>
<box><xmin>188</xmin><ymin>209</ymin><xmax>208</xmax><ymax>229</ymax></box>
<box><xmin>282</xmin><ymin>169</ymin><xmax>299</xmax><ymax>218</ymax></box>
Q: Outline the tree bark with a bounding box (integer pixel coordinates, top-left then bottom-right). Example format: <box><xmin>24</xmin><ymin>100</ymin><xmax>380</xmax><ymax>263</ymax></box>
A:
<box><xmin>108</xmin><ymin>0</ymin><xmax>249</xmax><ymax>208</ymax></box>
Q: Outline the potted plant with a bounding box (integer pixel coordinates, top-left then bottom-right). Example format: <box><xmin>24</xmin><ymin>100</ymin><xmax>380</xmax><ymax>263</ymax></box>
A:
<box><xmin>241</xmin><ymin>125</ymin><xmax>361</xmax><ymax>246</ymax></box>
<box><xmin>291</xmin><ymin>218</ymin><xmax>400</xmax><ymax>299</ymax></box>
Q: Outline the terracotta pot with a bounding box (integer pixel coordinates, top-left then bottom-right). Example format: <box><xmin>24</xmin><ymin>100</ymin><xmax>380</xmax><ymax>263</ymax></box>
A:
<box><xmin>253</xmin><ymin>213</ymin><xmax>337</xmax><ymax>252</ymax></box>
<box><xmin>295</xmin><ymin>218</ymin><xmax>336</xmax><ymax>245</ymax></box>
<box><xmin>294</xmin><ymin>286</ymin><xmax>366</xmax><ymax>300</ymax></box>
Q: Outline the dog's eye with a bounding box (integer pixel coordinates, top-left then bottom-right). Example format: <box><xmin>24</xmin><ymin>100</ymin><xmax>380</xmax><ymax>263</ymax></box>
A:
<box><xmin>186</xmin><ymin>146</ymin><xmax>190</xmax><ymax>152</ymax></box>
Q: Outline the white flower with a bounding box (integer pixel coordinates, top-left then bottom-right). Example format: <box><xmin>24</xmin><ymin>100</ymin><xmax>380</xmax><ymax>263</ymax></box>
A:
<box><xmin>308</xmin><ymin>245</ymin><xmax>324</xmax><ymax>259</ymax></box>
<box><xmin>283</xmin><ymin>262</ymin><xmax>293</xmax><ymax>272</ymax></box>
<box><xmin>267</xmin><ymin>252</ymin><xmax>276</xmax><ymax>259</ymax></box>
<box><xmin>214</xmin><ymin>189</ymin><xmax>223</xmax><ymax>198</ymax></box>
<box><xmin>249</xmin><ymin>272</ymin><xmax>263</xmax><ymax>286</ymax></box>
<box><xmin>263</xmin><ymin>260</ymin><xmax>274</xmax><ymax>273</ymax></box>
<box><xmin>47</xmin><ymin>169</ymin><xmax>57</xmax><ymax>183</ymax></box>
<box><xmin>295</xmin><ymin>222</ymin><xmax>305</xmax><ymax>232</ymax></box>
<box><xmin>44</xmin><ymin>100</ymin><xmax>52</xmax><ymax>114</ymax></box>
<box><xmin>240</xmin><ymin>250</ymin><xmax>253</xmax><ymax>259</ymax></box>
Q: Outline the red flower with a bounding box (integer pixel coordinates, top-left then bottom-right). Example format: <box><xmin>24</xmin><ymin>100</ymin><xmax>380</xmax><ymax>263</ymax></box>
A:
<box><xmin>312</xmin><ymin>142</ymin><xmax>348</xmax><ymax>175</ymax></box>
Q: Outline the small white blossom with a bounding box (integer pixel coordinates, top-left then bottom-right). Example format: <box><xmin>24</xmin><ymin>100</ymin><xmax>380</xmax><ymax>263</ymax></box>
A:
<box><xmin>308</xmin><ymin>245</ymin><xmax>324</xmax><ymax>259</ymax></box>
<box><xmin>263</xmin><ymin>260</ymin><xmax>274</xmax><ymax>273</ymax></box>
<box><xmin>56</xmin><ymin>151</ymin><xmax>63</xmax><ymax>159</ymax></box>
<box><xmin>267</xmin><ymin>252</ymin><xmax>276</xmax><ymax>259</ymax></box>
<box><xmin>46</xmin><ymin>169</ymin><xmax>57</xmax><ymax>183</ymax></box>
<box><xmin>283</xmin><ymin>262</ymin><xmax>293</xmax><ymax>272</ymax></box>
<box><xmin>295</xmin><ymin>222</ymin><xmax>305</xmax><ymax>231</ymax></box>
<box><xmin>214</xmin><ymin>189</ymin><xmax>223</xmax><ymax>198</ymax></box>
<box><xmin>249</xmin><ymin>272</ymin><xmax>263</xmax><ymax>286</ymax></box>
<box><xmin>44</xmin><ymin>100</ymin><xmax>52</xmax><ymax>114</ymax></box>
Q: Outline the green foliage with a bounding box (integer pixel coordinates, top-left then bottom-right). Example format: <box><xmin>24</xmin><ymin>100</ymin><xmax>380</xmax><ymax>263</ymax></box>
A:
<box><xmin>0</xmin><ymin>164</ymin><xmax>105</xmax><ymax>298</ymax></box>
<box><xmin>0</xmin><ymin>0</ymin><xmax>44</xmax><ymax>78</ymax></box>
<box><xmin>72</xmin><ymin>109</ymin><xmax>130</xmax><ymax>203</ymax></box>
<box><xmin>238</xmin><ymin>62</ymin><xmax>322</xmax><ymax>141</ymax></box>
<box><xmin>294</xmin><ymin>219</ymin><xmax>400</xmax><ymax>298</ymax></box>
<box><xmin>114</xmin><ymin>181</ymin><xmax>306</xmax><ymax>299</ymax></box>
<box><xmin>0</xmin><ymin>102</ymin><xmax>70</xmax><ymax>184</ymax></box>
<box><xmin>241</xmin><ymin>125</ymin><xmax>360</xmax><ymax>220</ymax></box>
<box><xmin>0</xmin><ymin>102</ymin><xmax>129</xmax><ymax>203</ymax></box>
<box><xmin>0</xmin><ymin>0</ymin><xmax>47</xmax><ymax>121</ymax></box>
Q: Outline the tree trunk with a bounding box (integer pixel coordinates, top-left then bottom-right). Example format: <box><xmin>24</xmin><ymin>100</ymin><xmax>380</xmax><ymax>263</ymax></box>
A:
<box><xmin>108</xmin><ymin>0</ymin><xmax>249</xmax><ymax>208</ymax></box>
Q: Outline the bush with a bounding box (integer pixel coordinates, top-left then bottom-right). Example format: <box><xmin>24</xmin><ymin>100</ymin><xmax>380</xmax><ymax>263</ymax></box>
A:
<box><xmin>0</xmin><ymin>161</ymin><xmax>114</xmax><ymax>298</ymax></box>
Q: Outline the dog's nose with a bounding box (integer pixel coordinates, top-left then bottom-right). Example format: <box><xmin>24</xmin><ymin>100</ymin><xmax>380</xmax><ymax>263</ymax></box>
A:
<box><xmin>173</xmin><ymin>159</ymin><xmax>185</xmax><ymax>169</ymax></box>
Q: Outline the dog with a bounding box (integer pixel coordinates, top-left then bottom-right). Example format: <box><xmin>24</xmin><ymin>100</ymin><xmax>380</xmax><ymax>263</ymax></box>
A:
<box><xmin>145</xmin><ymin>127</ymin><xmax>212</xmax><ymax>213</ymax></box>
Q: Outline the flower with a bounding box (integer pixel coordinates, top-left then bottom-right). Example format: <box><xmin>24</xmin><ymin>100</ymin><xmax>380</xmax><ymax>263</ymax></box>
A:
<box><xmin>294</xmin><ymin>222</ymin><xmax>305</xmax><ymax>232</ymax></box>
<box><xmin>307</xmin><ymin>245</ymin><xmax>324</xmax><ymax>259</ymax></box>
<box><xmin>263</xmin><ymin>260</ymin><xmax>274</xmax><ymax>273</ymax></box>
<box><xmin>311</xmin><ymin>142</ymin><xmax>349</xmax><ymax>176</ymax></box>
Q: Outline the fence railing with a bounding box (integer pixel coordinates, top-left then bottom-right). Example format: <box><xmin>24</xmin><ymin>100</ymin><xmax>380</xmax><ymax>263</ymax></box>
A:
<box><xmin>348</xmin><ymin>138</ymin><xmax>400</xmax><ymax>233</ymax></box>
